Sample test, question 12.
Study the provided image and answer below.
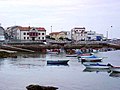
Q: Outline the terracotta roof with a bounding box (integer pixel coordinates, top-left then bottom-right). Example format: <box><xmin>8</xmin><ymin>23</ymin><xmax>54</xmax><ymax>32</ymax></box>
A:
<box><xmin>49</xmin><ymin>32</ymin><xmax>60</xmax><ymax>35</ymax></box>
<box><xmin>36</xmin><ymin>27</ymin><xmax>46</xmax><ymax>31</ymax></box>
<box><xmin>18</xmin><ymin>26</ymin><xmax>30</xmax><ymax>31</ymax></box>
<box><xmin>18</xmin><ymin>26</ymin><xmax>46</xmax><ymax>31</ymax></box>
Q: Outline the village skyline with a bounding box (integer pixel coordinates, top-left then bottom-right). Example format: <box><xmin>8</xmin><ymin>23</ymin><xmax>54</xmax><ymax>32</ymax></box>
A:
<box><xmin>0</xmin><ymin>0</ymin><xmax>120</xmax><ymax>38</ymax></box>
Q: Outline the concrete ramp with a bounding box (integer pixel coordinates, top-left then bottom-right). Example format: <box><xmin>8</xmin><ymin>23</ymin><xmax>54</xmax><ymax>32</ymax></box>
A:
<box><xmin>0</xmin><ymin>49</ymin><xmax>17</xmax><ymax>53</ymax></box>
<box><xmin>2</xmin><ymin>45</ymin><xmax>35</xmax><ymax>52</ymax></box>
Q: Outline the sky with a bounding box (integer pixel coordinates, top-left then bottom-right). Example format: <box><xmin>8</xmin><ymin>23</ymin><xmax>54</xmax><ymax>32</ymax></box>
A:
<box><xmin>0</xmin><ymin>0</ymin><xmax>120</xmax><ymax>39</ymax></box>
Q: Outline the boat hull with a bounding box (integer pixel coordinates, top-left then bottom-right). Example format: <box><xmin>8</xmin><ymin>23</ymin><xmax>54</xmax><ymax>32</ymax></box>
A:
<box><xmin>47</xmin><ymin>60</ymin><xmax>69</xmax><ymax>65</ymax></box>
<box><xmin>66</xmin><ymin>54</ymin><xmax>77</xmax><ymax>57</ymax></box>
<box><xmin>83</xmin><ymin>63</ymin><xmax>109</xmax><ymax>69</ymax></box>
<box><xmin>110</xmin><ymin>67</ymin><xmax>120</xmax><ymax>72</ymax></box>
<box><xmin>81</xmin><ymin>58</ymin><xmax>102</xmax><ymax>62</ymax></box>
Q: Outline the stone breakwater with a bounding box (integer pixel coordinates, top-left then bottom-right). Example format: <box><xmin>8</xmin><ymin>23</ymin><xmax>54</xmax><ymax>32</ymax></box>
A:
<box><xmin>0</xmin><ymin>43</ymin><xmax>120</xmax><ymax>54</ymax></box>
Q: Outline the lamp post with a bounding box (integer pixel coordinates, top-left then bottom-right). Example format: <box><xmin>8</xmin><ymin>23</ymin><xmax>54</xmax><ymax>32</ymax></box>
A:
<box><xmin>106</xmin><ymin>31</ymin><xmax>108</xmax><ymax>39</ymax></box>
<box><xmin>51</xmin><ymin>26</ymin><xmax>52</xmax><ymax>33</ymax></box>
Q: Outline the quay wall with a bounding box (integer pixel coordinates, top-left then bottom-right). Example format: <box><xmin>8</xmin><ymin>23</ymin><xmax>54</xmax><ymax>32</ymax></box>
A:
<box><xmin>0</xmin><ymin>43</ymin><xmax>120</xmax><ymax>53</ymax></box>
<box><xmin>0</xmin><ymin>41</ymin><xmax>120</xmax><ymax>53</ymax></box>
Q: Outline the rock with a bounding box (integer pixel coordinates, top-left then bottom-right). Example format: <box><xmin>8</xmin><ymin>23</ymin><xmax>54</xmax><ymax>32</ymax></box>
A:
<box><xmin>26</xmin><ymin>84</ymin><xmax>58</xmax><ymax>90</ymax></box>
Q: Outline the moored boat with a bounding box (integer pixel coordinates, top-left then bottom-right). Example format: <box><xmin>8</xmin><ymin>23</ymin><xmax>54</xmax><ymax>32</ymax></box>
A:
<box><xmin>78</xmin><ymin>55</ymin><xmax>102</xmax><ymax>62</ymax></box>
<box><xmin>47</xmin><ymin>49</ymin><xmax>60</xmax><ymax>54</ymax></box>
<box><xmin>83</xmin><ymin>63</ymin><xmax>109</xmax><ymax>69</ymax></box>
<box><xmin>77</xmin><ymin>53</ymin><xmax>93</xmax><ymax>58</ymax></box>
<box><xmin>66</xmin><ymin>54</ymin><xmax>78</xmax><ymax>57</ymax></box>
<box><xmin>47</xmin><ymin>59</ymin><xmax>69</xmax><ymax>65</ymax></box>
<box><xmin>107</xmin><ymin>63</ymin><xmax>120</xmax><ymax>73</ymax></box>
<box><xmin>81</xmin><ymin>57</ymin><xmax>102</xmax><ymax>62</ymax></box>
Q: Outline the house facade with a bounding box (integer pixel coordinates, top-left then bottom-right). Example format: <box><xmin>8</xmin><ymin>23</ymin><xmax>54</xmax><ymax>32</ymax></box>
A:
<box><xmin>0</xmin><ymin>26</ymin><xmax>5</xmax><ymax>41</ymax></box>
<box><xmin>71</xmin><ymin>27</ymin><xmax>104</xmax><ymax>41</ymax></box>
<box><xmin>6</xmin><ymin>26</ymin><xmax>46</xmax><ymax>41</ymax></box>
<box><xmin>49</xmin><ymin>32</ymin><xmax>66</xmax><ymax>40</ymax></box>
<box><xmin>86</xmin><ymin>31</ymin><xmax>104</xmax><ymax>41</ymax></box>
<box><xmin>71</xmin><ymin>27</ymin><xmax>87</xmax><ymax>41</ymax></box>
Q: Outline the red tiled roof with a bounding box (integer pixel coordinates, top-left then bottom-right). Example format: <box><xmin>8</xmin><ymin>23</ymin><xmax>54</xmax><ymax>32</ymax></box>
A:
<box><xmin>49</xmin><ymin>32</ymin><xmax>60</xmax><ymax>35</ymax></box>
<box><xmin>18</xmin><ymin>26</ymin><xmax>30</xmax><ymax>31</ymax></box>
<box><xmin>18</xmin><ymin>26</ymin><xmax>46</xmax><ymax>31</ymax></box>
<box><xmin>36</xmin><ymin>27</ymin><xmax>46</xmax><ymax>31</ymax></box>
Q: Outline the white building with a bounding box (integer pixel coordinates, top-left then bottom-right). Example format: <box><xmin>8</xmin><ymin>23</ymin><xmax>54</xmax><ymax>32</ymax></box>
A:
<box><xmin>61</xmin><ymin>31</ymin><xmax>71</xmax><ymax>39</ymax></box>
<box><xmin>71</xmin><ymin>27</ymin><xmax>104</xmax><ymax>41</ymax></box>
<box><xmin>71</xmin><ymin>27</ymin><xmax>87</xmax><ymax>41</ymax></box>
<box><xmin>0</xmin><ymin>26</ymin><xmax>5</xmax><ymax>41</ymax></box>
<box><xmin>6</xmin><ymin>26</ymin><xmax>46</xmax><ymax>41</ymax></box>
<box><xmin>87</xmin><ymin>31</ymin><xmax>104</xmax><ymax>41</ymax></box>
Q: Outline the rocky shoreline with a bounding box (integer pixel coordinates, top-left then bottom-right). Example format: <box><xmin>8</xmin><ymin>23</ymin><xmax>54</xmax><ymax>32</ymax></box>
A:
<box><xmin>26</xmin><ymin>85</ymin><xmax>58</xmax><ymax>90</ymax></box>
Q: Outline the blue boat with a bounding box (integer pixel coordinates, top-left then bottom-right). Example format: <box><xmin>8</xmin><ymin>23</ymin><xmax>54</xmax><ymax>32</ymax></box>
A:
<box><xmin>83</xmin><ymin>63</ymin><xmax>109</xmax><ymax>69</ymax></box>
<box><xmin>47</xmin><ymin>60</ymin><xmax>69</xmax><ymax>65</ymax></box>
<box><xmin>78</xmin><ymin>55</ymin><xmax>102</xmax><ymax>62</ymax></box>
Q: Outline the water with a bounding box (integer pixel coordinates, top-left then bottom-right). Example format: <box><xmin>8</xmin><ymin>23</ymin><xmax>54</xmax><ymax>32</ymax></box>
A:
<box><xmin>0</xmin><ymin>50</ymin><xmax>120</xmax><ymax>90</ymax></box>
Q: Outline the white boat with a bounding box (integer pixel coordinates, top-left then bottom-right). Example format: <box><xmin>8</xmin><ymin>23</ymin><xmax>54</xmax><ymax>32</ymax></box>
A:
<box><xmin>47</xmin><ymin>49</ymin><xmax>60</xmax><ymax>54</ymax></box>
<box><xmin>80</xmin><ymin>55</ymin><xmax>96</xmax><ymax>58</ymax></box>
<box><xmin>66</xmin><ymin>54</ymin><xmax>78</xmax><ymax>57</ymax></box>
<box><xmin>83</xmin><ymin>63</ymin><xmax>109</xmax><ymax>69</ymax></box>
<box><xmin>81</xmin><ymin>57</ymin><xmax>102</xmax><ymax>62</ymax></box>
<box><xmin>107</xmin><ymin>63</ymin><xmax>120</xmax><ymax>72</ymax></box>
<box><xmin>78</xmin><ymin>55</ymin><xmax>102</xmax><ymax>62</ymax></box>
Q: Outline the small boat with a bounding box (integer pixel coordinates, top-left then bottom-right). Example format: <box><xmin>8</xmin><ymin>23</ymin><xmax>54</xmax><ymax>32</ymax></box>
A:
<box><xmin>78</xmin><ymin>55</ymin><xmax>102</xmax><ymax>62</ymax></box>
<box><xmin>77</xmin><ymin>53</ymin><xmax>93</xmax><ymax>58</ymax></box>
<box><xmin>47</xmin><ymin>60</ymin><xmax>69</xmax><ymax>65</ymax></box>
<box><xmin>47</xmin><ymin>49</ymin><xmax>60</xmax><ymax>54</ymax></box>
<box><xmin>83</xmin><ymin>63</ymin><xmax>109</xmax><ymax>69</ymax></box>
<box><xmin>80</xmin><ymin>55</ymin><xmax>97</xmax><ymax>58</ymax></box>
<box><xmin>66</xmin><ymin>54</ymin><xmax>78</xmax><ymax>57</ymax></box>
<box><xmin>81</xmin><ymin>57</ymin><xmax>102</xmax><ymax>62</ymax></box>
<box><xmin>107</xmin><ymin>63</ymin><xmax>120</xmax><ymax>73</ymax></box>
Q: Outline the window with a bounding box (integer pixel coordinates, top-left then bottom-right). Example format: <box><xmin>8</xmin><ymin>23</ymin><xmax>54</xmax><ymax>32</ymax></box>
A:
<box><xmin>42</xmin><ymin>33</ymin><xmax>44</xmax><ymax>35</ymax></box>
<box><xmin>39</xmin><ymin>37</ymin><xmax>41</xmax><ymax>39</ymax></box>
<box><xmin>24</xmin><ymin>32</ymin><xmax>26</xmax><ymax>35</ymax></box>
<box><xmin>24</xmin><ymin>37</ymin><xmax>26</xmax><ymax>39</ymax></box>
<box><xmin>27</xmin><ymin>33</ymin><xmax>29</xmax><ymax>35</ymax></box>
<box><xmin>27</xmin><ymin>37</ymin><xmax>29</xmax><ymax>39</ymax></box>
<box><xmin>42</xmin><ymin>37</ymin><xmax>44</xmax><ymax>40</ymax></box>
<box><xmin>39</xmin><ymin>33</ymin><xmax>41</xmax><ymax>35</ymax></box>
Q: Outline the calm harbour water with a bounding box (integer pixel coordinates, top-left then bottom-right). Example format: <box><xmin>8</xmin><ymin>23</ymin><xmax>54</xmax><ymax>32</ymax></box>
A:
<box><xmin>0</xmin><ymin>50</ymin><xmax>120</xmax><ymax>90</ymax></box>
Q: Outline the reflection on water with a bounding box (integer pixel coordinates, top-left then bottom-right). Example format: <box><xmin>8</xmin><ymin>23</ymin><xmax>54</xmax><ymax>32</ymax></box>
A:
<box><xmin>0</xmin><ymin>51</ymin><xmax>120</xmax><ymax>90</ymax></box>
<box><xmin>109</xmin><ymin>72</ymin><xmax>120</xmax><ymax>78</ymax></box>
<box><xmin>83</xmin><ymin>68</ymin><xmax>111</xmax><ymax>73</ymax></box>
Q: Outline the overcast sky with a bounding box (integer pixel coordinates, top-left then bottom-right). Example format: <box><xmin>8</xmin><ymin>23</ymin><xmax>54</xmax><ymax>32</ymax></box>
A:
<box><xmin>0</xmin><ymin>0</ymin><xmax>120</xmax><ymax>38</ymax></box>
